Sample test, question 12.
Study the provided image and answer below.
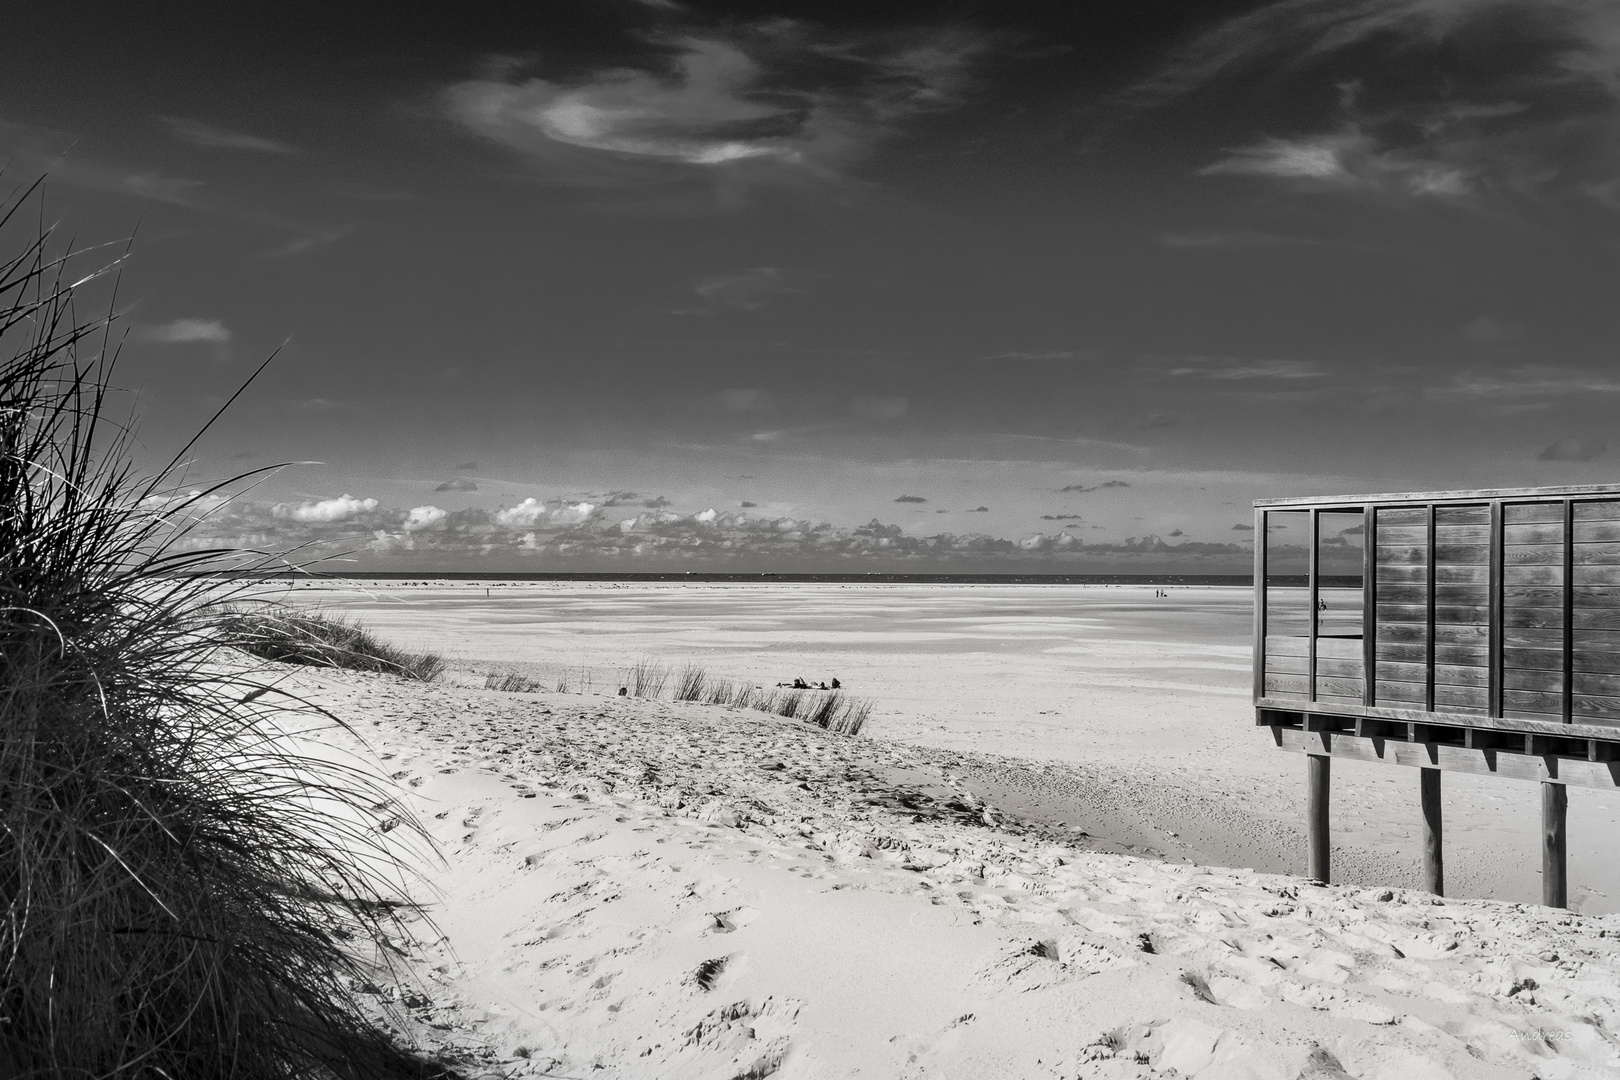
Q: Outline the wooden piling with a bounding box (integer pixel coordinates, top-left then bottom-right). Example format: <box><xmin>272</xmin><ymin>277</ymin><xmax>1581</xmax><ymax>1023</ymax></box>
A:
<box><xmin>1307</xmin><ymin>753</ymin><xmax>1330</xmax><ymax>883</ymax></box>
<box><xmin>1420</xmin><ymin>767</ymin><xmax>1443</xmax><ymax>895</ymax></box>
<box><xmin>1543</xmin><ymin>781</ymin><xmax>1568</xmax><ymax>909</ymax></box>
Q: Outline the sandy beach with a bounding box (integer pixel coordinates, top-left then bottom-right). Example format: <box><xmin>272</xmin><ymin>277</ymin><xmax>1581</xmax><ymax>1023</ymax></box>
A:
<box><xmin>267</xmin><ymin>663</ymin><xmax>1620</xmax><ymax>1079</ymax></box>
<box><xmin>274</xmin><ymin>581</ymin><xmax>1620</xmax><ymax>914</ymax></box>
<box><xmin>230</xmin><ymin>582</ymin><xmax>1620</xmax><ymax>1077</ymax></box>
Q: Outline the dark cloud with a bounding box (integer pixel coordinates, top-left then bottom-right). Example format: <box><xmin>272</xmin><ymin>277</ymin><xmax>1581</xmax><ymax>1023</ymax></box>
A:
<box><xmin>1232</xmin><ymin>523</ymin><xmax>1255</xmax><ymax>531</ymax></box>
<box><xmin>1041</xmin><ymin>513</ymin><xmax>1084</xmax><ymax>520</ymax></box>
<box><xmin>967</xmin><ymin>506</ymin><xmax>989</xmax><ymax>512</ymax></box>
<box><xmin>1539</xmin><ymin>436</ymin><xmax>1608</xmax><ymax>462</ymax></box>
<box><xmin>1058</xmin><ymin>481</ymin><xmax>1130</xmax><ymax>493</ymax></box>
<box><xmin>740</xmin><ymin>501</ymin><xmax>757</xmax><ymax>508</ymax></box>
<box><xmin>435</xmin><ymin>477</ymin><xmax>478</xmax><ymax>492</ymax></box>
<box><xmin>894</xmin><ymin>494</ymin><xmax>927</xmax><ymax>503</ymax></box>
<box><xmin>1168</xmin><ymin>529</ymin><xmax>1185</xmax><ymax>536</ymax></box>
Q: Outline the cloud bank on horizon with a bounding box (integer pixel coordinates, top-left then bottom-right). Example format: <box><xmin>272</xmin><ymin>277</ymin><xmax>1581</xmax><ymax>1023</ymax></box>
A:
<box><xmin>183</xmin><ymin>492</ymin><xmax>1254</xmax><ymax>573</ymax></box>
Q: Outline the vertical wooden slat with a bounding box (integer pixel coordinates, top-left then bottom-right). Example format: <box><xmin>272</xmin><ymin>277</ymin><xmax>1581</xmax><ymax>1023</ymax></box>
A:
<box><xmin>1362</xmin><ymin>504</ymin><xmax>1375</xmax><ymax>707</ymax></box>
<box><xmin>1254</xmin><ymin>507</ymin><xmax>1266</xmax><ymax>703</ymax></box>
<box><xmin>1425</xmin><ymin>503</ymin><xmax>1436</xmax><ymax>712</ymax></box>
<box><xmin>1309</xmin><ymin>508</ymin><xmax>1320</xmax><ymax>703</ymax></box>
<box><xmin>1564</xmin><ymin>499</ymin><xmax>1574</xmax><ymax>724</ymax></box>
<box><xmin>1489</xmin><ymin>500</ymin><xmax>1504</xmax><ymax>718</ymax></box>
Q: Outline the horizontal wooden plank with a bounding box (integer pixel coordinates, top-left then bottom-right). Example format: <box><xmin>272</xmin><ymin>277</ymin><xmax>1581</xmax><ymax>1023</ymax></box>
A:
<box><xmin>1503</xmin><ymin>646</ymin><xmax>1562</xmax><ymax>669</ymax></box>
<box><xmin>1436</xmin><ymin>663</ymin><xmax>1488</xmax><ymax>686</ymax></box>
<box><xmin>1503</xmin><ymin>689</ymin><xmax>1564</xmax><ymax>716</ymax></box>
<box><xmin>1575</xmin><ymin>610</ymin><xmax>1620</xmax><ymax>631</ymax></box>
<box><xmin>1434</xmin><ymin>524</ymin><xmax>1490</xmax><ymax>543</ymax></box>
<box><xmin>1505</xmin><ymin>627</ymin><xmax>1565</xmax><ymax>649</ymax></box>
<box><xmin>1316</xmin><ymin>693</ymin><xmax>1364</xmax><ymax>707</ymax></box>
<box><xmin>1434</xmin><ymin>506</ymin><xmax>1491</xmax><ymax>526</ymax></box>
<box><xmin>1379</xmin><ymin>602</ymin><xmax>1489</xmax><ymax>623</ymax></box>
<box><xmin>1374</xmin><ymin>660</ymin><xmax>1425</xmax><ymax>682</ymax></box>
<box><xmin>1504</xmin><ymin>641</ymin><xmax>1565</xmax><ymax>666</ymax></box>
<box><xmin>1368</xmin><ymin>662</ymin><xmax>1490</xmax><ymax>688</ymax></box>
<box><xmin>1271</xmin><ymin>728</ymin><xmax>1620</xmax><ymax>790</ymax></box>
<box><xmin>1574</xmin><ymin>500</ymin><xmax>1620</xmax><ymax>523</ymax></box>
<box><xmin>1264</xmin><ymin>635</ymin><xmax>1310</xmax><ymax>657</ymax></box>
<box><xmin>1316</xmin><ymin>676</ymin><xmax>1365</xmax><ymax>698</ymax></box>
<box><xmin>1577</xmin><ymin>522</ymin><xmax>1620</xmax><ymax>544</ymax></box>
<box><xmin>1575</xmin><ymin>543</ymin><xmax>1620</xmax><ymax>566</ymax></box>
<box><xmin>1374</xmin><ymin>680</ymin><xmax>1427</xmax><ymax>703</ymax></box>
<box><xmin>1316</xmin><ymin>657</ymin><xmax>1365</xmax><ymax>678</ymax></box>
<box><xmin>1315</xmin><ymin>637</ymin><xmax>1364</xmax><ymax>659</ymax></box>
<box><xmin>1375</xmin><ymin>564</ymin><xmax>1430</xmax><ymax>584</ymax></box>
<box><xmin>1436</xmin><ymin>585</ymin><xmax>1489</xmax><ymax>605</ymax></box>
<box><xmin>1376</xmin><ymin>546</ymin><xmax>1429</xmax><ymax>565</ymax></box>
<box><xmin>1375</xmin><ymin>524</ymin><xmax>1428</xmax><ymax>544</ymax></box>
<box><xmin>1437</xmin><ymin>564</ymin><xmax>1491</xmax><ymax>585</ymax></box>
<box><xmin>1375</xmin><ymin>584</ymin><xmax>1428</xmax><ymax>603</ymax></box>
<box><xmin>1574</xmin><ymin>694</ymin><xmax>1620</xmax><ymax>720</ymax></box>
<box><xmin>1576</xmin><ymin>565</ymin><xmax>1620</xmax><ymax>586</ymax></box>
<box><xmin>1504</xmin><ymin>668</ymin><xmax>1564</xmax><ymax>693</ymax></box>
<box><xmin>1374</xmin><ymin>641</ymin><xmax>1428</xmax><ymax>662</ymax></box>
<box><xmin>1504</xmin><ymin>544</ymin><xmax>1562</xmax><ymax>566</ymax></box>
<box><xmin>1505</xmin><ymin>503</ymin><xmax>1564</xmax><ymax>524</ymax></box>
<box><xmin>1506</xmin><ymin>565</ymin><xmax>1564</xmax><ymax>586</ymax></box>
<box><xmin>1574</xmin><ymin>632</ymin><xmax>1620</xmax><ymax>671</ymax></box>
<box><xmin>1265</xmin><ymin>675</ymin><xmax>1310</xmax><ymax>697</ymax></box>
<box><xmin>1574</xmin><ymin>671</ymin><xmax>1620</xmax><ymax>697</ymax></box>
<box><xmin>1433</xmin><ymin>685</ymin><xmax>1488</xmax><ymax>709</ymax></box>
<box><xmin>1376</xmin><ymin>507</ymin><xmax>1428</xmax><ymax>526</ymax></box>
<box><xmin>1504</xmin><ymin>607</ymin><xmax>1564</xmax><ymax>630</ymax></box>
<box><xmin>1266</xmin><ymin>655</ymin><xmax>1310</xmax><ymax>676</ymax></box>
<box><xmin>1504</xmin><ymin>586</ymin><xmax>1564</xmax><ymax>607</ymax></box>
<box><xmin>1380</xmin><ymin>623</ymin><xmax>1490</xmax><ymax>645</ymax></box>
<box><xmin>1507</xmin><ymin>522</ymin><xmax>1564</xmax><ymax>544</ymax></box>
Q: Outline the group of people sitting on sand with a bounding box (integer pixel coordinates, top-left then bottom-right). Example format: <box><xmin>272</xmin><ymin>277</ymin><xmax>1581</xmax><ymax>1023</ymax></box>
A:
<box><xmin>777</xmin><ymin>677</ymin><xmax>841</xmax><ymax>690</ymax></box>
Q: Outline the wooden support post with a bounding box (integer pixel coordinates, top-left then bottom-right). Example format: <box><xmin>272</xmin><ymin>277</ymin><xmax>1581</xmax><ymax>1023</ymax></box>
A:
<box><xmin>1420</xmin><ymin>767</ymin><xmax>1443</xmax><ymax>896</ymax></box>
<box><xmin>1542</xmin><ymin>781</ymin><xmax>1568</xmax><ymax>909</ymax></box>
<box><xmin>1307</xmin><ymin>753</ymin><xmax>1331</xmax><ymax>884</ymax></box>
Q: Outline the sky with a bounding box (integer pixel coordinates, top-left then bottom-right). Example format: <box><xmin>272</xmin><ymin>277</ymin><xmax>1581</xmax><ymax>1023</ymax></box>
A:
<box><xmin>4</xmin><ymin>0</ymin><xmax>1618</xmax><ymax>572</ymax></box>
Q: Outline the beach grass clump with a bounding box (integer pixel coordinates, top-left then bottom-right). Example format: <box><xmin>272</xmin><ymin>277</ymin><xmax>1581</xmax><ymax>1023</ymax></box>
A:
<box><xmin>625</xmin><ymin>658</ymin><xmax>669</xmax><ymax>698</ymax></box>
<box><xmin>221</xmin><ymin>605</ymin><xmax>446</xmax><ymax>681</ymax></box>
<box><xmin>0</xmin><ymin>190</ymin><xmax>447</xmax><ymax>1078</ymax></box>
<box><xmin>745</xmin><ymin>687</ymin><xmax>871</xmax><ymax>735</ymax></box>
<box><xmin>674</xmin><ymin>664</ymin><xmax>707</xmax><ymax>702</ymax></box>
<box><xmin>485</xmin><ymin>671</ymin><xmax>542</xmax><ymax>693</ymax></box>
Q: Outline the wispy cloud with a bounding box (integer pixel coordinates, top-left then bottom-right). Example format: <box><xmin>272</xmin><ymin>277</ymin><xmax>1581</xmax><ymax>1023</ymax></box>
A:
<box><xmin>445</xmin><ymin>21</ymin><xmax>995</xmax><ymax>183</ymax></box>
<box><xmin>690</xmin><ymin>267</ymin><xmax>806</xmax><ymax>310</ymax></box>
<box><xmin>158</xmin><ymin>117</ymin><xmax>296</xmax><ymax>154</ymax></box>
<box><xmin>140</xmin><ymin>318</ymin><xmax>231</xmax><ymax>345</ymax></box>
<box><xmin>1155</xmin><ymin>356</ymin><xmax>1329</xmax><ymax>381</ymax></box>
<box><xmin>1428</xmin><ymin>365</ymin><xmax>1620</xmax><ymax>400</ymax></box>
<box><xmin>1126</xmin><ymin>0</ymin><xmax>1620</xmax><ymax>212</ymax></box>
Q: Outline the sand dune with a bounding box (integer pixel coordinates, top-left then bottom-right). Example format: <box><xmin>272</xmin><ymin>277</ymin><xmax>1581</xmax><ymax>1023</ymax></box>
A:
<box><xmin>278</xmin><ymin>667</ymin><xmax>1620</xmax><ymax>1079</ymax></box>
